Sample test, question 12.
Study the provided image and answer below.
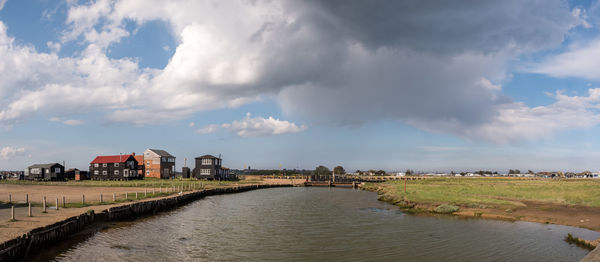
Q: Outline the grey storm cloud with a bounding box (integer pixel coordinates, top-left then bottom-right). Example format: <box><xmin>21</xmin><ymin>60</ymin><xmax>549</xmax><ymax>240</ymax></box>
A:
<box><xmin>292</xmin><ymin>0</ymin><xmax>577</xmax><ymax>53</ymax></box>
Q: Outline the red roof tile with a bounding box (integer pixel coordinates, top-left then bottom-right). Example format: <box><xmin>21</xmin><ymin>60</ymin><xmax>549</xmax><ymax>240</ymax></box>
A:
<box><xmin>90</xmin><ymin>155</ymin><xmax>135</xmax><ymax>164</ymax></box>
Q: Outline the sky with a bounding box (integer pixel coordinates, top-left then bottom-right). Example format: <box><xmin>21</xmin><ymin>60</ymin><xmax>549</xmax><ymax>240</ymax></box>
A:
<box><xmin>2</xmin><ymin>0</ymin><xmax>600</xmax><ymax>173</ymax></box>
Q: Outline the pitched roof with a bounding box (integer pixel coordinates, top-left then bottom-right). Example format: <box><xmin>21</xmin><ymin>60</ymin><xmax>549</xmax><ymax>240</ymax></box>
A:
<box><xmin>195</xmin><ymin>154</ymin><xmax>220</xmax><ymax>159</ymax></box>
<box><xmin>90</xmin><ymin>155</ymin><xmax>135</xmax><ymax>164</ymax></box>
<box><xmin>134</xmin><ymin>155</ymin><xmax>144</xmax><ymax>163</ymax></box>
<box><xmin>28</xmin><ymin>163</ymin><xmax>62</xmax><ymax>169</ymax></box>
<box><xmin>147</xmin><ymin>149</ymin><xmax>174</xmax><ymax>157</ymax></box>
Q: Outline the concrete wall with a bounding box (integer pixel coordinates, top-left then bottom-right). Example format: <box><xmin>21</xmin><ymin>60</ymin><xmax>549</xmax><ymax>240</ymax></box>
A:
<box><xmin>0</xmin><ymin>184</ymin><xmax>291</xmax><ymax>262</ymax></box>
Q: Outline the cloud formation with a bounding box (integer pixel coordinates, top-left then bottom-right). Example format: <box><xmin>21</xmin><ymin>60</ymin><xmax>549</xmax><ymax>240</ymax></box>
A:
<box><xmin>198</xmin><ymin>113</ymin><xmax>306</xmax><ymax>137</ymax></box>
<box><xmin>0</xmin><ymin>146</ymin><xmax>25</xmax><ymax>160</ymax></box>
<box><xmin>0</xmin><ymin>0</ymin><xmax>593</xmax><ymax>143</ymax></box>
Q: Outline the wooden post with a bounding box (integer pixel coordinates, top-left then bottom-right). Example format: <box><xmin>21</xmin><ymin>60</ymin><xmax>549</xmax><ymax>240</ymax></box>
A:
<box><xmin>43</xmin><ymin>196</ymin><xmax>46</xmax><ymax>213</ymax></box>
<box><xmin>113</xmin><ymin>193</ymin><xmax>116</xmax><ymax>201</ymax></box>
<box><xmin>25</xmin><ymin>194</ymin><xmax>28</xmax><ymax>204</ymax></box>
<box><xmin>62</xmin><ymin>196</ymin><xmax>65</xmax><ymax>208</ymax></box>
<box><xmin>135</xmin><ymin>192</ymin><xmax>138</xmax><ymax>199</ymax></box>
<box><xmin>11</xmin><ymin>206</ymin><xmax>14</xmax><ymax>220</ymax></box>
<box><xmin>125</xmin><ymin>192</ymin><xmax>128</xmax><ymax>200</ymax></box>
<box><xmin>82</xmin><ymin>194</ymin><xmax>85</xmax><ymax>205</ymax></box>
<box><xmin>28</xmin><ymin>202</ymin><xmax>31</xmax><ymax>217</ymax></box>
<box><xmin>8</xmin><ymin>194</ymin><xmax>11</xmax><ymax>203</ymax></box>
<box><xmin>145</xmin><ymin>189</ymin><xmax>147</xmax><ymax>197</ymax></box>
<box><xmin>100</xmin><ymin>194</ymin><xmax>103</xmax><ymax>203</ymax></box>
<box><xmin>160</xmin><ymin>187</ymin><xmax>162</xmax><ymax>193</ymax></box>
<box><xmin>55</xmin><ymin>198</ymin><xmax>59</xmax><ymax>210</ymax></box>
<box><xmin>152</xmin><ymin>188</ymin><xmax>155</xmax><ymax>194</ymax></box>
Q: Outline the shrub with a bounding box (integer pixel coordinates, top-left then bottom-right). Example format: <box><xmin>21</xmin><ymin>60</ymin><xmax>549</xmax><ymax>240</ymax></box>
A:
<box><xmin>434</xmin><ymin>204</ymin><xmax>460</xmax><ymax>214</ymax></box>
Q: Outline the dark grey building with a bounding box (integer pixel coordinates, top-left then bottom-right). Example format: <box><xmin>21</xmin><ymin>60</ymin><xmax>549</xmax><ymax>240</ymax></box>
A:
<box><xmin>26</xmin><ymin>163</ymin><xmax>65</xmax><ymax>181</ymax></box>
<box><xmin>193</xmin><ymin>155</ymin><xmax>234</xmax><ymax>180</ymax></box>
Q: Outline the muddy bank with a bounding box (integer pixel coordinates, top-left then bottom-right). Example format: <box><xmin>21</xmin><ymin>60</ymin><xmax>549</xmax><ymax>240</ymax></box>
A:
<box><xmin>0</xmin><ymin>184</ymin><xmax>291</xmax><ymax>262</ymax></box>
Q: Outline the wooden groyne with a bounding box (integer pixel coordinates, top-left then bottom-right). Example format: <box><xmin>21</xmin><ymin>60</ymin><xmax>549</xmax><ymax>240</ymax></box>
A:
<box><xmin>0</xmin><ymin>184</ymin><xmax>291</xmax><ymax>262</ymax></box>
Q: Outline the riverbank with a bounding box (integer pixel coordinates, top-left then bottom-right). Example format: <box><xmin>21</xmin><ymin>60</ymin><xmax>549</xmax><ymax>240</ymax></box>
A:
<box><xmin>361</xmin><ymin>178</ymin><xmax>600</xmax><ymax>245</ymax></box>
<box><xmin>0</xmin><ymin>183</ymin><xmax>292</xmax><ymax>261</ymax></box>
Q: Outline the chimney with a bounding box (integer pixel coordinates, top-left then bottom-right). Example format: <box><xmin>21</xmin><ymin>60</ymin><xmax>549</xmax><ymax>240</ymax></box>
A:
<box><xmin>132</xmin><ymin>152</ymin><xmax>135</xmax><ymax>156</ymax></box>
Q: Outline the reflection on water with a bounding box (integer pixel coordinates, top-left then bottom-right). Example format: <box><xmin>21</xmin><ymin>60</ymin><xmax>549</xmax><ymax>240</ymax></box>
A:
<box><xmin>49</xmin><ymin>187</ymin><xmax>598</xmax><ymax>261</ymax></box>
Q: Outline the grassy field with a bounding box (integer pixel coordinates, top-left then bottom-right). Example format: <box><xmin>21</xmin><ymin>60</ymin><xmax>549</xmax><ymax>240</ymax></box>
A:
<box><xmin>0</xmin><ymin>178</ymin><xmax>249</xmax><ymax>188</ymax></box>
<box><xmin>363</xmin><ymin>177</ymin><xmax>600</xmax><ymax>208</ymax></box>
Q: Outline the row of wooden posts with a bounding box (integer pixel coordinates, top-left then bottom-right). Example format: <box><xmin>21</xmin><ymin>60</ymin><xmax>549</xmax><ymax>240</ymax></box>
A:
<box><xmin>7</xmin><ymin>183</ymin><xmax>205</xmax><ymax>221</ymax></box>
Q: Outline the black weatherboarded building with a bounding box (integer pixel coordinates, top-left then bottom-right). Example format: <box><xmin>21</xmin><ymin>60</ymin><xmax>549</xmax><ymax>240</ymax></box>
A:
<box><xmin>89</xmin><ymin>154</ymin><xmax>140</xmax><ymax>180</ymax></box>
<box><xmin>25</xmin><ymin>163</ymin><xmax>65</xmax><ymax>181</ymax></box>
<box><xmin>193</xmin><ymin>155</ymin><xmax>234</xmax><ymax>180</ymax></box>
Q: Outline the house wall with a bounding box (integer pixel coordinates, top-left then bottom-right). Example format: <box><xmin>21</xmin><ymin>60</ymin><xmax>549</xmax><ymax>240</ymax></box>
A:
<box><xmin>89</xmin><ymin>157</ymin><xmax>139</xmax><ymax>180</ymax></box>
<box><xmin>144</xmin><ymin>151</ymin><xmax>162</xmax><ymax>179</ymax></box>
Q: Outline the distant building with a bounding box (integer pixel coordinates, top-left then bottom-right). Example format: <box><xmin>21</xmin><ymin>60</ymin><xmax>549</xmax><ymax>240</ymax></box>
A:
<box><xmin>193</xmin><ymin>155</ymin><xmax>234</xmax><ymax>180</ymax></box>
<box><xmin>143</xmin><ymin>149</ymin><xmax>176</xmax><ymax>179</ymax></box>
<box><xmin>26</xmin><ymin>163</ymin><xmax>65</xmax><ymax>181</ymax></box>
<box><xmin>89</xmin><ymin>154</ymin><xmax>140</xmax><ymax>180</ymax></box>
<box><xmin>65</xmin><ymin>168</ymin><xmax>90</xmax><ymax>180</ymax></box>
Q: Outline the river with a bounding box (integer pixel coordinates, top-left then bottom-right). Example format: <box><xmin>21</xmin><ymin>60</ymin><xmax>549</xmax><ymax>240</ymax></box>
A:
<box><xmin>40</xmin><ymin>187</ymin><xmax>599</xmax><ymax>261</ymax></box>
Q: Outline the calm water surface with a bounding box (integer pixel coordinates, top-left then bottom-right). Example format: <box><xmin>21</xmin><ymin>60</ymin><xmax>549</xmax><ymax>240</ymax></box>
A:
<box><xmin>48</xmin><ymin>187</ymin><xmax>599</xmax><ymax>261</ymax></box>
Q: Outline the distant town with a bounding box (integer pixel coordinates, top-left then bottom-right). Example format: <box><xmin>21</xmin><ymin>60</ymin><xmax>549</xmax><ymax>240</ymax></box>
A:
<box><xmin>1</xmin><ymin>149</ymin><xmax>599</xmax><ymax>181</ymax></box>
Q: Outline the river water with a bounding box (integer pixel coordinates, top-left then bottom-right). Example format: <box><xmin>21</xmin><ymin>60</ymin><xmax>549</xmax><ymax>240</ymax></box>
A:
<box><xmin>45</xmin><ymin>187</ymin><xmax>599</xmax><ymax>261</ymax></box>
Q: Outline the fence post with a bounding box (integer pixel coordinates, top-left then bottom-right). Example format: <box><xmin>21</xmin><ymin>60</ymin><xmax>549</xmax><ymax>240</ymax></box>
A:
<box><xmin>145</xmin><ymin>189</ymin><xmax>147</xmax><ymax>197</ymax></box>
<box><xmin>125</xmin><ymin>192</ymin><xmax>128</xmax><ymax>200</ymax></box>
<box><xmin>82</xmin><ymin>194</ymin><xmax>85</xmax><ymax>205</ymax></box>
<box><xmin>136</xmin><ymin>192</ymin><xmax>138</xmax><ymax>199</ymax></box>
<box><xmin>43</xmin><ymin>196</ymin><xmax>47</xmax><ymax>213</ymax></box>
<box><xmin>11</xmin><ymin>206</ymin><xmax>14</xmax><ymax>220</ymax></box>
<box><xmin>100</xmin><ymin>194</ymin><xmax>103</xmax><ymax>203</ymax></box>
<box><xmin>26</xmin><ymin>194</ymin><xmax>28</xmax><ymax>204</ymax></box>
<box><xmin>8</xmin><ymin>193</ymin><xmax>11</xmax><ymax>203</ymax></box>
<box><xmin>113</xmin><ymin>193</ymin><xmax>116</xmax><ymax>202</ymax></box>
<box><xmin>55</xmin><ymin>198</ymin><xmax>59</xmax><ymax>210</ymax></box>
<box><xmin>62</xmin><ymin>196</ymin><xmax>65</xmax><ymax>208</ymax></box>
<box><xmin>28</xmin><ymin>202</ymin><xmax>31</xmax><ymax>217</ymax></box>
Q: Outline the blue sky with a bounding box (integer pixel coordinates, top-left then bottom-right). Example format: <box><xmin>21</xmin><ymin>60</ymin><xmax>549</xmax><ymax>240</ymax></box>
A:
<box><xmin>2</xmin><ymin>0</ymin><xmax>600</xmax><ymax>173</ymax></box>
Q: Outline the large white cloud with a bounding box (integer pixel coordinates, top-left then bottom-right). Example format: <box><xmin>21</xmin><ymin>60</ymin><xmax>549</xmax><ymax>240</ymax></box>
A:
<box><xmin>0</xmin><ymin>0</ymin><xmax>594</xmax><ymax>143</ymax></box>
<box><xmin>197</xmin><ymin>113</ymin><xmax>306</xmax><ymax>137</ymax></box>
<box><xmin>529</xmin><ymin>38</ymin><xmax>600</xmax><ymax>80</ymax></box>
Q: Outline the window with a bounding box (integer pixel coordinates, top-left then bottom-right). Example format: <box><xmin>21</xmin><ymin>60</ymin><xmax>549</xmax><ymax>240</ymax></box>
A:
<box><xmin>202</xmin><ymin>158</ymin><xmax>212</xmax><ymax>165</ymax></box>
<box><xmin>114</xmin><ymin>163</ymin><xmax>119</xmax><ymax>167</ymax></box>
<box><xmin>146</xmin><ymin>170</ymin><xmax>150</xmax><ymax>175</ymax></box>
<box><xmin>114</xmin><ymin>170</ymin><xmax>119</xmax><ymax>175</ymax></box>
<box><xmin>55</xmin><ymin>168</ymin><xmax>61</xmax><ymax>173</ymax></box>
<box><xmin>103</xmin><ymin>163</ymin><xmax>107</xmax><ymax>167</ymax></box>
<box><xmin>200</xmin><ymin>169</ymin><xmax>211</xmax><ymax>175</ymax></box>
<box><xmin>31</xmin><ymin>168</ymin><xmax>40</xmax><ymax>174</ymax></box>
<box><xmin>146</xmin><ymin>161</ymin><xmax>150</xmax><ymax>167</ymax></box>
<box><xmin>102</xmin><ymin>171</ymin><xmax>107</xmax><ymax>175</ymax></box>
<box><xmin>94</xmin><ymin>170</ymin><xmax>99</xmax><ymax>175</ymax></box>
<box><xmin>94</xmin><ymin>163</ymin><xmax>99</xmax><ymax>168</ymax></box>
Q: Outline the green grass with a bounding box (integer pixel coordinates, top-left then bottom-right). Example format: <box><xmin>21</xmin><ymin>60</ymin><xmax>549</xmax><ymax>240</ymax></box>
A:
<box><xmin>0</xmin><ymin>178</ymin><xmax>251</xmax><ymax>188</ymax></box>
<box><xmin>61</xmin><ymin>192</ymin><xmax>186</xmax><ymax>208</ymax></box>
<box><xmin>364</xmin><ymin>177</ymin><xmax>600</xmax><ymax>208</ymax></box>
